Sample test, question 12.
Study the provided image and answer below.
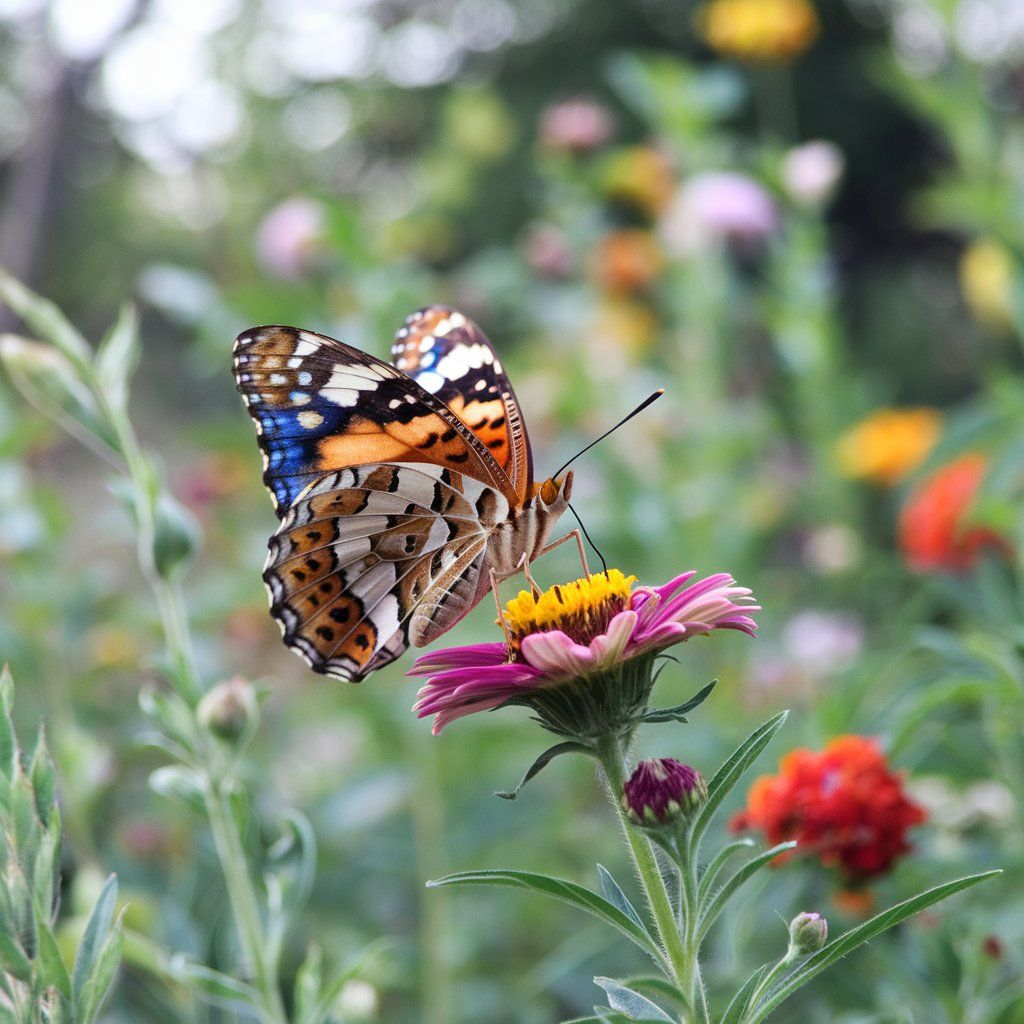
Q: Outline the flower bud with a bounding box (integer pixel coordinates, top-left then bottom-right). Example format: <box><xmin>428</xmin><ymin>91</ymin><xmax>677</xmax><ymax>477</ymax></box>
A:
<box><xmin>333</xmin><ymin>979</ymin><xmax>379</xmax><ymax>1021</ymax></box>
<box><xmin>622</xmin><ymin>758</ymin><xmax>707</xmax><ymax>827</ymax></box>
<box><xmin>153</xmin><ymin>492</ymin><xmax>201</xmax><ymax>579</ymax></box>
<box><xmin>787</xmin><ymin>911</ymin><xmax>828</xmax><ymax>957</ymax></box>
<box><xmin>197</xmin><ymin>677</ymin><xmax>257</xmax><ymax>743</ymax></box>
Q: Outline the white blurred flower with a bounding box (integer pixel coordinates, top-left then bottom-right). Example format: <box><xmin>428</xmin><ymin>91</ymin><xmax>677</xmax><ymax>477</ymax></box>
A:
<box><xmin>334</xmin><ymin>979</ymin><xmax>379</xmax><ymax>1021</ymax></box>
<box><xmin>661</xmin><ymin>172</ymin><xmax>777</xmax><ymax>256</ymax></box>
<box><xmin>801</xmin><ymin>523</ymin><xmax>861</xmax><ymax>574</ymax></box>
<box><xmin>255</xmin><ymin>196</ymin><xmax>327</xmax><ymax>280</ymax></box>
<box><xmin>782</xmin><ymin>610</ymin><xmax>863</xmax><ymax>673</ymax></box>
<box><xmin>781</xmin><ymin>140</ymin><xmax>845</xmax><ymax>207</ymax></box>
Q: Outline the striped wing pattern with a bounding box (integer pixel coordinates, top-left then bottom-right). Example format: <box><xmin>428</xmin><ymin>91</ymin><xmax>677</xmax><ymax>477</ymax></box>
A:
<box><xmin>234</xmin><ymin>315</ymin><xmax>532</xmax><ymax>681</ymax></box>
<box><xmin>391</xmin><ymin>306</ymin><xmax>534</xmax><ymax>500</ymax></box>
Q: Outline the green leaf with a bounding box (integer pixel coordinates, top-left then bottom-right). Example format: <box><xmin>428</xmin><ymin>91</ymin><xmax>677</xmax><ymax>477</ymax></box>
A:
<box><xmin>0</xmin><ymin>271</ymin><xmax>93</xmax><ymax>370</ymax></box>
<box><xmin>33</xmin><ymin>812</ymin><xmax>62</xmax><ymax>921</ymax></box>
<box><xmin>635</xmin><ymin>680</ymin><xmax>718</xmax><ymax>724</ymax></box>
<box><xmin>594</xmin><ymin>977</ymin><xmax>674</xmax><ymax>1021</ymax></box>
<box><xmin>495</xmin><ymin>741</ymin><xmax>592</xmax><ymax>800</ymax></box>
<box><xmin>36</xmin><ymin>919</ymin><xmax>72</xmax><ymax>1001</ymax></box>
<box><xmin>596</xmin><ymin>865</ymin><xmax>647</xmax><ymax>934</ymax></box>
<box><xmin>294</xmin><ymin>943</ymin><xmax>323</xmax><ymax>1024</ymax></box>
<box><xmin>747</xmin><ymin>871</ymin><xmax>1001</xmax><ymax>1022</ymax></box>
<box><xmin>138</xmin><ymin>686</ymin><xmax>199</xmax><ymax>758</ymax></box>
<box><xmin>71</xmin><ymin>873</ymin><xmax>118</xmax><ymax>1012</ymax></box>
<box><xmin>29</xmin><ymin>728</ymin><xmax>57</xmax><ymax>828</ymax></box>
<box><xmin>617</xmin><ymin>976</ymin><xmax>688</xmax><ymax>1011</ymax></box>
<box><xmin>307</xmin><ymin>938</ymin><xmax>392</xmax><ymax>1024</ymax></box>
<box><xmin>427</xmin><ymin>869</ymin><xmax>662</xmax><ymax>961</ymax></box>
<box><xmin>690</xmin><ymin>712</ymin><xmax>788</xmax><ymax>855</ymax></box>
<box><xmin>78</xmin><ymin>921</ymin><xmax>124</xmax><ymax>1024</ymax></box>
<box><xmin>0</xmin><ymin>664</ymin><xmax>17</xmax><ymax>781</ymax></box>
<box><xmin>697</xmin><ymin>839</ymin><xmax>755</xmax><ymax>904</ymax></box>
<box><xmin>719</xmin><ymin>964</ymin><xmax>768</xmax><ymax>1024</ymax></box>
<box><xmin>0</xmin><ymin>926</ymin><xmax>32</xmax><ymax>982</ymax></box>
<box><xmin>149</xmin><ymin>765</ymin><xmax>208</xmax><ymax>815</ymax></box>
<box><xmin>698</xmin><ymin>842</ymin><xmax>796</xmax><ymax>940</ymax></box>
<box><xmin>152</xmin><ymin>493</ymin><xmax>200</xmax><ymax>580</ymax></box>
<box><xmin>95</xmin><ymin>304</ymin><xmax>140</xmax><ymax>415</ymax></box>
<box><xmin>169</xmin><ymin>955</ymin><xmax>259</xmax><ymax>1008</ymax></box>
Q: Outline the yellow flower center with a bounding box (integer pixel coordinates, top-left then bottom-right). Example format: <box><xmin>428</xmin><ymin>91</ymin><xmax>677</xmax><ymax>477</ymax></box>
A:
<box><xmin>502</xmin><ymin>569</ymin><xmax>636</xmax><ymax>655</ymax></box>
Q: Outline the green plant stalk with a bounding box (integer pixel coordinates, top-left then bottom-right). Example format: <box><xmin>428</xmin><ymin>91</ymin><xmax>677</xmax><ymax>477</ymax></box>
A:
<box><xmin>204</xmin><ymin>778</ymin><xmax>289</xmax><ymax>1024</ymax></box>
<box><xmin>595</xmin><ymin>734</ymin><xmax>690</xmax><ymax>1006</ymax></box>
<box><xmin>675</xmin><ymin>840</ymin><xmax>710</xmax><ymax>1024</ymax></box>
<box><xmin>96</xmin><ymin>378</ymin><xmax>286</xmax><ymax>1020</ymax></box>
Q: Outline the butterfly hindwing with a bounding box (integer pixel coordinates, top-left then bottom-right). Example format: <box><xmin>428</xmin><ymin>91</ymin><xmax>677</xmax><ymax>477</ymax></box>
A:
<box><xmin>233</xmin><ymin>325</ymin><xmax>517</xmax><ymax>515</ymax></box>
<box><xmin>391</xmin><ymin>306</ymin><xmax>534</xmax><ymax>500</ymax></box>
<box><xmin>263</xmin><ymin>462</ymin><xmax>510</xmax><ymax>680</ymax></box>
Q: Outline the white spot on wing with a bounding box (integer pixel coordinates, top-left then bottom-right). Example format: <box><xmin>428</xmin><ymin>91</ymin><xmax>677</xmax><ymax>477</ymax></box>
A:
<box><xmin>298</xmin><ymin>410</ymin><xmax>324</xmax><ymax>429</ymax></box>
<box><xmin>416</xmin><ymin>370</ymin><xmax>445</xmax><ymax>393</ymax></box>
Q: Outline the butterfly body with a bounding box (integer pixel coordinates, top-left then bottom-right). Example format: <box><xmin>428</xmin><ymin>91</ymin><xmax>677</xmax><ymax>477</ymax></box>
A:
<box><xmin>234</xmin><ymin>307</ymin><xmax>572</xmax><ymax>681</ymax></box>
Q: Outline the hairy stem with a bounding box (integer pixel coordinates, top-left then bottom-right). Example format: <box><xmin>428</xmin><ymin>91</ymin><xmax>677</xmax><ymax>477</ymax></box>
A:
<box><xmin>595</xmin><ymin>734</ymin><xmax>689</xmax><ymax>1000</ymax></box>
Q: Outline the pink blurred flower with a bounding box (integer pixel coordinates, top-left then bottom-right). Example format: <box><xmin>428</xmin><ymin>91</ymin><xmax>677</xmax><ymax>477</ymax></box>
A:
<box><xmin>412</xmin><ymin>570</ymin><xmax>758</xmax><ymax>735</ymax></box>
<box><xmin>781</xmin><ymin>610</ymin><xmax>863</xmax><ymax>674</ymax></box>
<box><xmin>539</xmin><ymin>97</ymin><xmax>615</xmax><ymax>153</ymax></box>
<box><xmin>661</xmin><ymin>171</ymin><xmax>778</xmax><ymax>255</ymax></box>
<box><xmin>521</xmin><ymin>221</ymin><xmax>575</xmax><ymax>278</ymax></box>
<box><xmin>255</xmin><ymin>196</ymin><xmax>327</xmax><ymax>280</ymax></box>
<box><xmin>781</xmin><ymin>140</ymin><xmax>844</xmax><ymax>207</ymax></box>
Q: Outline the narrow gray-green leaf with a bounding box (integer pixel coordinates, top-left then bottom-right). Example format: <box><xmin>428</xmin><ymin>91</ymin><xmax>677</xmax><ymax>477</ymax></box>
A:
<box><xmin>698</xmin><ymin>842</ymin><xmax>796</xmax><ymax>940</ymax></box>
<box><xmin>0</xmin><ymin>271</ymin><xmax>93</xmax><ymax>370</ymax></box>
<box><xmin>428</xmin><ymin>870</ymin><xmax>661</xmax><ymax>961</ymax></box>
<box><xmin>95</xmin><ymin>304</ymin><xmax>139</xmax><ymax>414</ymax></box>
<box><xmin>596</xmin><ymin>865</ymin><xmax>647</xmax><ymax>934</ymax></box>
<box><xmin>495</xmin><ymin>741</ymin><xmax>591</xmax><ymax>800</ymax></box>
<box><xmin>78</xmin><ymin>923</ymin><xmax>124</xmax><ymax>1024</ymax></box>
<box><xmin>293</xmin><ymin>943</ymin><xmax>323</xmax><ymax>1024</ymax></box>
<box><xmin>594</xmin><ymin>977</ymin><xmax>674</xmax><ymax>1021</ymax></box>
<box><xmin>36</xmin><ymin>919</ymin><xmax>72</xmax><ymax>1001</ymax></box>
<box><xmin>719</xmin><ymin>964</ymin><xmax>768</xmax><ymax>1024</ymax></box>
<box><xmin>748</xmin><ymin>871</ymin><xmax>1000</xmax><ymax>1022</ymax></box>
<box><xmin>0</xmin><ymin>927</ymin><xmax>31</xmax><ymax>981</ymax></box>
<box><xmin>71</xmin><ymin>873</ymin><xmax>118</xmax><ymax>1011</ymax></box>
<box><xmin>697</xmin><ymin>839</ymin><xmax>755</xmax><ymax>904</ymax></box>
<box><xmin>690</xmin><ymin>712</ymin><xmax>788</xmax><ymax>853</ymax></box>
<box><xmin>170</xmin><ymin>956</ymin><xmax>260</xmax><ymax>1007</ymax></box>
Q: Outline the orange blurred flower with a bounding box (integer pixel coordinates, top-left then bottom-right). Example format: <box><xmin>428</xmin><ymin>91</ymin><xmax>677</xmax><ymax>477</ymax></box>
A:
<box><xmin>590</xmin><ymin>229</ymin><xmax>664</xmax><ymax>296</ymax></box>
<box><xmin>699</xmin><ymin>0</ymin><xmax>820</xmax><ymax>63</ymax></box>
<box><xmin>601</xmin><ymin>146</ymin><xmax>675</xmax><ymax>218</ymax></box>
<box><xmin>837</xmin><ymin>407</ymin><xmax>942</xmax><ymax>486</ymax></box>
<box><xmin>898</xmin><ymin>453</ymin><xmax>1007</xmax><ymax>572</ymax></box>
<box><xmin>732</xmin><ymin>735</ymin><xmax>926</xmax><ymax>884</ymax></box>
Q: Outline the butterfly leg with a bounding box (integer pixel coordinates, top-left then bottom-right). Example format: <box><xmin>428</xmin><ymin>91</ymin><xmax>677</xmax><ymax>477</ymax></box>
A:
<box><xmin>489</xmin><ymin>567</ymin><xmax>515</xmax><ymax>647</ymax></box>
<box><xmin>530</xmin><ymin>529</ymin><xmax>591</xmax><ymax>577</ymax></box>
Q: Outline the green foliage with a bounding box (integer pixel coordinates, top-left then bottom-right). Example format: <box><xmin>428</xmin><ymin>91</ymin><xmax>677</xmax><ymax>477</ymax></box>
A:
<box><xmin>0</xmin><ymin>668</ymin><xmax>123</xmax><ymax>1024</ymax></box>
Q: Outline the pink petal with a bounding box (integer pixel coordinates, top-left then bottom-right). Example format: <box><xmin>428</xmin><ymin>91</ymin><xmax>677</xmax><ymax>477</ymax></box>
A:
<box><xmin>589</xmin><ymin>610</ymin><xmax>639</xmax><ymax>665</ymax></box>
<box><xmin>521</xmin><ymin>630</ymin><xmax>596</xmax><ymax>678</ymax></box>
<box><xmin>409</xmin><ymin>642</ymin><xmax>507</xmax><ymax>675</ymax></box>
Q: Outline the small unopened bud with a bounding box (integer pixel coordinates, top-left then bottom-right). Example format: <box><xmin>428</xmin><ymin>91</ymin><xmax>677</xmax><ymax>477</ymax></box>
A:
<box><xmin>197</xmin><ymin>677</ymin><xmax>257</xmax><ymax>743</ymax></box>
<box><xmin>622</xmin><ymin>758</ymin><xmax>706</xmax><ymax>827</ymax></box>
<box><xmin>153</xmin><ymin>493</ymin><xmax>201</xmax><ymax>579</ymax></box>
<box><xmin>787</xmin><ymin>912</ymin><xmax>828</xmax><ymax>957</ymax></box>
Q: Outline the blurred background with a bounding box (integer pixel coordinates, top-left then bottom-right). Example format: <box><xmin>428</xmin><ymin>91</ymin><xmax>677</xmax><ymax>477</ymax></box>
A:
<box><xmin>2</xmin><ymin>0</ymin><xmax>1024</xmax><ymax>1021</ymax></box>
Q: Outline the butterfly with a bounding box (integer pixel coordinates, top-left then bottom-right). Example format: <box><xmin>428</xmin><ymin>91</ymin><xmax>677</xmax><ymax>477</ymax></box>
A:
<box><xmin>233</xmin><ymin>306</ymin><xmax>584</xmax><ymax>681</ymax></box>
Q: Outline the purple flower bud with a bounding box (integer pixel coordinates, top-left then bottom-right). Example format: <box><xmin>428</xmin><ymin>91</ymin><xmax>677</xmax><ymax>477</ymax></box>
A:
<box><xmin>787</xmin><ymin>911</ymin><xmax>828</xmax><ymax>957</ymax></box>
<box><xmin>622</xmin><ymin>758</ymin><xmax>707</xmax><ymax>827</ymax></box>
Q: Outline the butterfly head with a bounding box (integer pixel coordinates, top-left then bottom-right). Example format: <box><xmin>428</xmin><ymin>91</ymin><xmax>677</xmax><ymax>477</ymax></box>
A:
<box><xmin>536</xmin><ymin>470</ymin><xmax>574</xmax><ymax>511</ymax></box>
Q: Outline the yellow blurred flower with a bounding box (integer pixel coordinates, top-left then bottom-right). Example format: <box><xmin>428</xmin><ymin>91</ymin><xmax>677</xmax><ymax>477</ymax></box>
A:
<box><xmin>837</xmin><ymin>408</ymin><xmax>942</xmax><ymax>486</ymax></box>
<box><xmin>960</xmin><ymin>239</ymin><xmax>1014</xmax><ymax>332</ymax></box>
<box><xmin>699</xmin><ymin>0</ymin><xmax>820</xmax><ymax>64</ymax></box>
<box><xmin>590</xmin><ymin>229</ymin><xmax>664</xmax><ymax>296</ymax></box>
<box><xmin>601</xmin><ymin>146</ymin><xmax>675</xmax><ymax>219</ymax></box>
<box><xmin>590</xmin><ymin>298</ymin><xmax>659</xmax><ymax>358</ymax></box>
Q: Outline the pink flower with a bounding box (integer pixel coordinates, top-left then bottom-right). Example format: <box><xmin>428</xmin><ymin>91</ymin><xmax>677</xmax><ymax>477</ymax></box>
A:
<box><xmin>412</xmin><ymin>570</ymin><xmax>759</xmax><ymax>735</ymax></box>
<box><xmin>661</xmin><ymin>172</ymin><xmax>778</xmax><ymax>255</ymax></box>
<box><xmin>539</xmin><ymin>97</ymin><xmax>615</xmax><ymax>153</ymax></box>
<box><xmin>255</xmin><ymin>196</ymin><xmax>327</xmax><ymax>280</ymax></box>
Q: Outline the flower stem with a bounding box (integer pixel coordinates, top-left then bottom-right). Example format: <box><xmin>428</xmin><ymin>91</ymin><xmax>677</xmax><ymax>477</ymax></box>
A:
<box><xmin>595</xmin><ymin>734</ymin><xmax>689</xmax><ymax>998</ymax></box>
<box><xmin>101</xmin><ymin>391</ymin><xmax>285</xmax><ymax>1020</ymax></box>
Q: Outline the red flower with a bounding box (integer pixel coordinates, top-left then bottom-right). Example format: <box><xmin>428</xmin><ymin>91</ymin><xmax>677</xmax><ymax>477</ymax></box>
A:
<box><xmin>731</xmin><ymin>735</ymin><xmax>926</xmax><ymax>885</ymax></box>
<box><xmin>898</xmin><ymin>453</ymin><xmax>1006</xmax><ymax>572</ymax></box>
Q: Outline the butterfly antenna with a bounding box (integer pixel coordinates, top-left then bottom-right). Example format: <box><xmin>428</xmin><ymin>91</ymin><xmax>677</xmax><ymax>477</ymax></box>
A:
<box><xmin>551</xmin><ymin>389</ymin><xmax>664</xmax><ymax>480</ymax></box>
<box><xmin>567</xmin><ymin>501</ymin><xmax>608</xmax><ymax>575</ymax></box>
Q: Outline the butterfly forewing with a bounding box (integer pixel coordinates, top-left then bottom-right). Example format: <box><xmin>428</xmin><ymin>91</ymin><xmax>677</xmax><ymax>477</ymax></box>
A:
<box><xmin>233</xmin><ymin>325</ymin><xmax>517</xmax><ymax>515</ymax></box>
<box><xmin>263</xmin><ymin>462</ymin><xmax>509</xmax><ymax>680</ymax></box>
<box><xmin>391</xmin><ymin>306</ymin><xmax>534</xmax><ymax>500</ymax></box>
